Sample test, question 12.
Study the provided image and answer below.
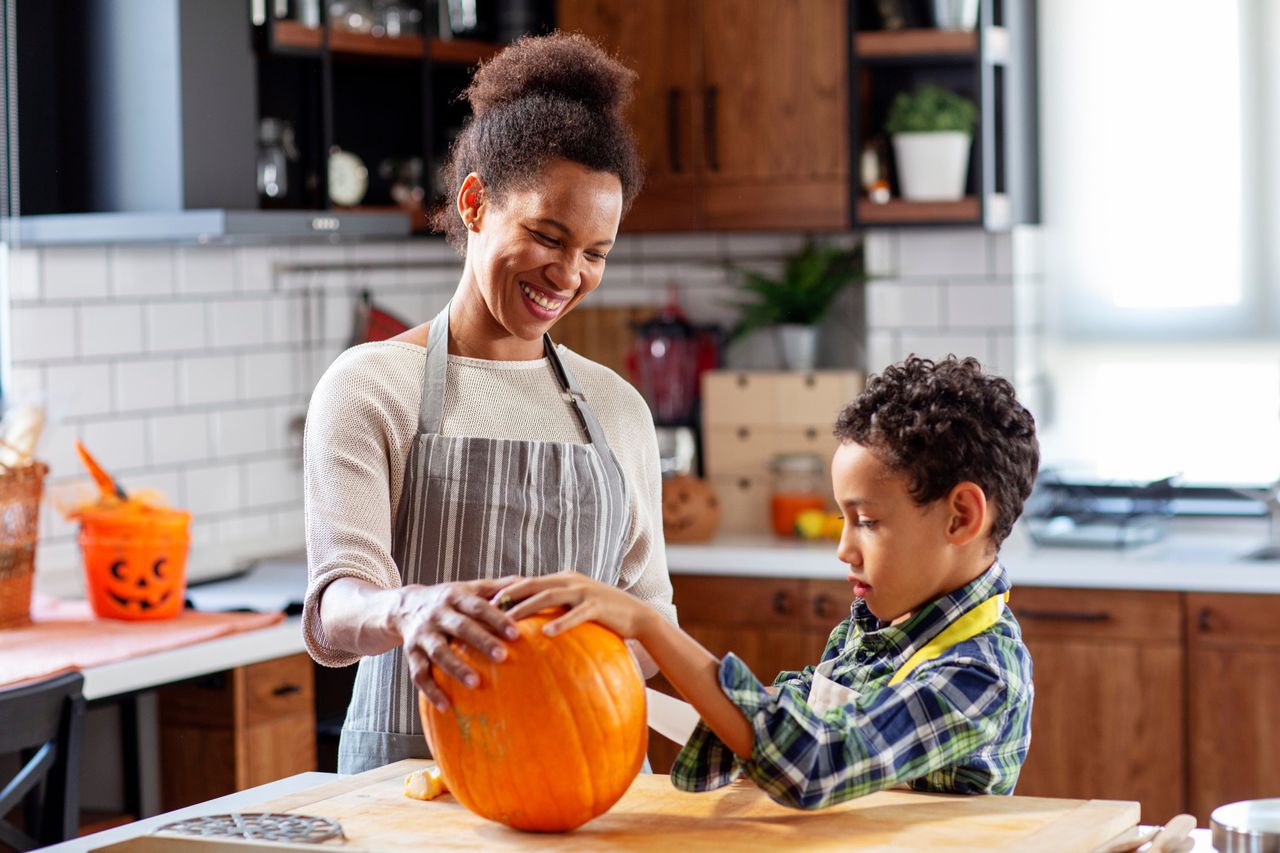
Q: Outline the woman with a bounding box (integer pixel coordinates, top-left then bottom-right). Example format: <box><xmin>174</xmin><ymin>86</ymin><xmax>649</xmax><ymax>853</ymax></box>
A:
<box><xmin>302</xmin><ymin>33</ymin><xmax>675</xmax><ymax>774</ymax></box>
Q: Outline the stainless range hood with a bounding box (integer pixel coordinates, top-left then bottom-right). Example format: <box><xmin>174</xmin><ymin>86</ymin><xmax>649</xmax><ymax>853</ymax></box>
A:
<box><xmin>17</xmin><ymin>209</ymin><xmax>411</xmax><ymax>246</ymax></box>
<box><xmin>9</xmin><ymin>0</ymin><xmax>415</xmax><ymax>247</ymax></box>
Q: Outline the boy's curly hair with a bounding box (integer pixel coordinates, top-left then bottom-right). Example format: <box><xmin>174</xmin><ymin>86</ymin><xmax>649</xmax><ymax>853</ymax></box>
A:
<box><xmin>432</xmin><ymin>31</ymin><xmax>644</xmax><ymax>252</ymax></box>
<box><xmin>834</xmin><ymin>355</ymin><xmax>1039</xmax><ymax>548</ymax></box>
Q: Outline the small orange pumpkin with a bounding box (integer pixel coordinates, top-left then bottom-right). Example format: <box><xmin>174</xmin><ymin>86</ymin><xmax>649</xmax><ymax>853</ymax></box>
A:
<box><xmin>419</xmin><ymin>609</ymin><xmax>647</xmax><ymax>832</ymax></box>
<box><xmin>661</xmin><ymin>475</ymin><xmax>720</xmax><ymax>543</ymax></box>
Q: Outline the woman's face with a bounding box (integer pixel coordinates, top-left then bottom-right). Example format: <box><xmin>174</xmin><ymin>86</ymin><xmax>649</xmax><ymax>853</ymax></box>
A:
<box><xmin>462</xmin><ymin>159</ymin><xmax>623</xmax><ymax>345</ymax></box>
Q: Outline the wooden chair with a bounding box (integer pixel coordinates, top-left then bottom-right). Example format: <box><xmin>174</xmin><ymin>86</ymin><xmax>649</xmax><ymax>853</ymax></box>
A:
<box><xmin>0</xmin><ymin>671</ymin><xmax>85</xmax><ymax>851</ymax></box>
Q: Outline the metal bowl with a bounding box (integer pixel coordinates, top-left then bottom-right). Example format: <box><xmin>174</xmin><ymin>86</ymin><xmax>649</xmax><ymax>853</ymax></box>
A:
<box><xmin>1212</xmin><ymin>799</ymin><xmax>1280</xmax><ymax>852</ymax></box>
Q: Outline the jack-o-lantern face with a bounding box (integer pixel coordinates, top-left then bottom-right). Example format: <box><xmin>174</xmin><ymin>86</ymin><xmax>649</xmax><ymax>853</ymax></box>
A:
<box><xmin>661</xmin><ymin>475</ymin><xmax>720</xmax><ymax>543</ymax></box>
<box><xmin>104</xmin><ymin>556</ymin><xmax>178</xmax><ymax>615</ymax></box>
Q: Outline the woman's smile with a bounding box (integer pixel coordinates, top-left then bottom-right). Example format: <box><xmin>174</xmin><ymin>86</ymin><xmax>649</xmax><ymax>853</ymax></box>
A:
<box><xmin>518</xmin><ymin>280</ymin><xmax>570</xmax><ymax>319</ymax></box>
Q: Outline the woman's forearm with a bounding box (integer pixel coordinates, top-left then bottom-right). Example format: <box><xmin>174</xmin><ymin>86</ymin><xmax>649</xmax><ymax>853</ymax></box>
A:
<box><xmin>636</xmin><ymin>612</ymin><xmax>754</xmax><ymax>759</ymax></box>
<box><xmin>318</xmin><ymin>577</ymin><xmax>405</xmax><ymax>656</ymax></box>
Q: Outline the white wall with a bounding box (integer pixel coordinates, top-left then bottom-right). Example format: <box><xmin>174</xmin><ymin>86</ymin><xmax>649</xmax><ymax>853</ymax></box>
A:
<box><xmin>3</xmin><ymin>227</ymin><xmax>1016</xmax><ymax>594</ymax></box>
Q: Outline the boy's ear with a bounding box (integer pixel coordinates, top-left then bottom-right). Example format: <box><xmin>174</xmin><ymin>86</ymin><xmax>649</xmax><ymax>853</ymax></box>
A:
<box><xmin>944</xmin><ymin>481</ymin><xmax>991</xmax><ymax>547</ymax></box>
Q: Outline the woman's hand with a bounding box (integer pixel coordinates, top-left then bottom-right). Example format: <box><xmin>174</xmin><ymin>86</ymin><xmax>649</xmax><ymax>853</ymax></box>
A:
<box><xmin>500</xmin><ymin>572</ymin><xmax>655</xmax><ymax>641</ymax></box>
<box><xmin>397</xmin><ymin>577</ymin><xmax>520</xmax><ymax>711</ymax></box>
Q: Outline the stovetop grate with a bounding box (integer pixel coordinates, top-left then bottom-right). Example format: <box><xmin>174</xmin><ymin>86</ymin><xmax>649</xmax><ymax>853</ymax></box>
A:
<box><xmin>158</xmin><ymin>812</ymin><xmax>344</xmax><ymax>844</ymax></box>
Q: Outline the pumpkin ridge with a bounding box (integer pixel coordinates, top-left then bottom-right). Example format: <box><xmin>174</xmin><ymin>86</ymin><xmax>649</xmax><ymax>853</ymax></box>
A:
<box><xmin>523</xmin><ymin>617</ymin><xmax>592</xmax><ymax>829</ymax></box>
<box><xmin>560</xmin><ymin>623</ymin><xmax>629</xmax><ymax>808</ymax></box>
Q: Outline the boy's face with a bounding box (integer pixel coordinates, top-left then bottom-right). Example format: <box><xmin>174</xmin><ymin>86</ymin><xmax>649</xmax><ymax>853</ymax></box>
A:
<box><xmin>832</xmin><ymin>440</ymin><xmax>971</xmax><ymax>623</ymax></box>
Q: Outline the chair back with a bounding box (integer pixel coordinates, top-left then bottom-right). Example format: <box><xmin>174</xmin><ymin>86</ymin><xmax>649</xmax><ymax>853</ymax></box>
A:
<box><xmin>0</xmin><ymin>670</ymin><xmax>85</xmax><ymax>851</ymax></box>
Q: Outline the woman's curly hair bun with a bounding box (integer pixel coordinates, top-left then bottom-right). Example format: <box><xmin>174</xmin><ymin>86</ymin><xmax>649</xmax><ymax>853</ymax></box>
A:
<box><xmin>465</xmin><ymin>31</ymin><xmax>636</xmax><ymax>119</ymax></box>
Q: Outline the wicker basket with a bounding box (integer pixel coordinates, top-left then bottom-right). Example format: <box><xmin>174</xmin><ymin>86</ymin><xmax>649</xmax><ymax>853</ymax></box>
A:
<box><xmin>0</xmin><ymin>461</ymin><xmax>48</xmax><ymax>629</ymax></box>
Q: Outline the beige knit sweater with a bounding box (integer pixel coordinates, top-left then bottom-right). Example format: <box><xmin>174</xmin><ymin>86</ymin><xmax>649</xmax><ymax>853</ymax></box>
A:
<box><xmin>302</xmin><ymin>341</ymin><xmax>675</xmax><ymax>667</ymax></box>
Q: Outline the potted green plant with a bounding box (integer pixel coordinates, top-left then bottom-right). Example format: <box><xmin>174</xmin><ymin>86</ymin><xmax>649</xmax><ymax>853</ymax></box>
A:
<box><xmin>728</xmin><ymin>240</ymin><xmax>867</xmax><ymax>371</ymax></box>
<box><xmin>883</xmin><ymin>84</ymin><xmax>977</xmax><ymax>201</ymax></box>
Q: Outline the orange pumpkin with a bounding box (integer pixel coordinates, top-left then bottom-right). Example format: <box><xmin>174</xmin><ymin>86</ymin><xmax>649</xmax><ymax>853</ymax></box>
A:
<box><xmin>661</xmin><ymin>475</ymin><xmax>720</xmax><ymax>543</ymax></box>
<box><xmin>419</xmin><ymin>609</ymin><xmax>647</xmax><ymax>832</ymax></box>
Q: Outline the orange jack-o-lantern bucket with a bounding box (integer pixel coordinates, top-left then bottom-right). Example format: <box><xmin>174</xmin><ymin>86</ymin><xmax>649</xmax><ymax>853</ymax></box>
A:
<box><xmin>78</xmin><ymin>506</ymin><xmax>191</xmax><ymax>621</ymax></box>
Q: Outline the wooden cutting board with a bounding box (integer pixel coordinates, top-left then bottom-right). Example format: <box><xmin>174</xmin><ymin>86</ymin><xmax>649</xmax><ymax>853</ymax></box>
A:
<box><xmin>99</xmin><ymin>760</ymin><xmax>1138</xmax><ymax>852</ymax></box>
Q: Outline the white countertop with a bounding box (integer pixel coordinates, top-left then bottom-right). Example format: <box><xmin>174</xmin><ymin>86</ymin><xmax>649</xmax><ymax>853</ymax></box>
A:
<box><xmin>667</xmin><ymin>518</ymin><xmax>1280</xmax><ymax>594</ymax></box>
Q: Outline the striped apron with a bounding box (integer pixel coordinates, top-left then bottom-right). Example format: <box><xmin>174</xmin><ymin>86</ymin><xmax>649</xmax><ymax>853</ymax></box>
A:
<box><xmin>337</xmin><ymin>303</ymin><xmax>633</xmax><ymax>774</ymax></box>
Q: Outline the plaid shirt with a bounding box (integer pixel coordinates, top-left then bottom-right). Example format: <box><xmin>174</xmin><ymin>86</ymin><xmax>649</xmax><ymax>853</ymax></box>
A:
<box><xmin>670</xmin><ymin>562</ymin><xmax>1033</xmax><ymax>810</ymax></box>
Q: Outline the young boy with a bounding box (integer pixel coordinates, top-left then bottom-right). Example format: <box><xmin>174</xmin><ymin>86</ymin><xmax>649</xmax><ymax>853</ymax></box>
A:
<box><xmin>502</xmin><ymin>355</ymin><xmax>1039</xmax><ymax>809</ymax></box>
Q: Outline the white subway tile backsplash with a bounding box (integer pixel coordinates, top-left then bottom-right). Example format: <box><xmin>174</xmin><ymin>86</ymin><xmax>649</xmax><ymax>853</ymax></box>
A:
<box><xmin>273</xmin><ymin>506</ymin><xmax>305</xmax><ymax>542</ymax></box>
<box><xmin>989</xmin><ymin>232</ymin><xmax>1013</xmax><ymax>278</ymax></box>
<box><xmin>189</xmin><ymin>517</ymin><xmax>220</xmax><ymax>550</ymax></box>
<box><xmin>399</xmin><ymin>238</ymin><xmax>459</xmax><ymax>265</ymax></box>
<box><xmin>34</xmin><ymin>540</ymin><xmax>80</xmax><ymax>577</ymax></box>
<box><xmin>113</xmin><ymin>359</ymin><xmax>178</xmax><ymax>412</ymax></box>
<box><xmin>945</xmin><ymin>282</ymin><xmax>1015</xmax><ymax>329</ymax></box>
<box><xmin>208</xmin><ymin>299</ymin><xmax>268</xmax><ymax>349</ymax></box>
<box><xmin>990</xmin><ymin>333</ymin><xmax>1015</xmax><ymax>378</ymax></box>
<box><xmin>864</xmin><ymin>231</ymin><xmax>897</xmax><ymax>277</ymax></box>
<box><xmin>182</xmin><ymin>462</ymin><xmax>242</xmax><ymax>516</ymax></box>
<box><xmin>177</xmin><ymin>247</ymin><xmax>238</xmax><ymax>294</ymax></box>
<box><xmin>5</xmin><ymin>247</ymin><xmax>42</xmax><ymax>301</ymax></box>
<box><xmin>5</xmin><ymin>365</ymin><xmax>44</xmax><ymax>400</ymax></box>
<box><xmin>39</xmin><ymin>502</ymin><xmax>78</xmax><ymax>546</ymax></box>
<box><xmin>896</xmin><ymin>229</ymin><xmax>989</xmax><ymax>278</ymax></box>
<box><xmin>211</xmin><ymin>407</ymin><xmax>273</xmax><ymax>457</ymax></box>
<box><xmin>866</xmin><ymin>330</ymin><xmax>900</xmax><ymax>373</ymax></box>
<box><xmin>867</xmin><ymin>281</ymin><xmax>942</xmax><ymax>329</ymax></box>
<box><xmin>217</xmin><ymin>513</ymin><xmax>274</xmax><ymax>545</ymax></box>
<box><xmin>149</xmin><ymin>412</ymin><xmax>211</xmax><ymax>466</ymax></box>
<box><xmin>10</xmin><ymin>304</ymin><xmax>77</xmax><ymax>362</ymax></box>
<box><xmin>37</xmin><ymin>420</ymin><xmax>81</xmax><ymax>479</ymax></box>
<box><xmin>80</xmin><ymin>304</ymin><xmax>145</xmax><ymax>358</ymax></box>
<box><xmin>44</xmin><ymin>362</ymin><xmax>111</xmax><ymax>419</ymax></box>
<box><xmin>265</xmin><ymin>295</ymin><xmax>307</xmax><ymax>345</ymax></box>
<box><xmin>42</xmin><ymin>247</ymin><xmax>110</xmax><ymax>301</ymax></box>
<box><xmin>324</xmin><ymin>292</ymin><xmax>358</xmax><ymax>343</ymax></box>
<box><xmin>634</xmin><ymin>234</ymin><xmax>723</xmax><ymax>260</ymax></box>
<box><xmin>897</xmin><ymin>331</ymin><xmax>992</xmax><ymax>365</ymax></box>
<box><xmin>240</xmin><ymin>351</ymin><xmax>295</xmax><ymax>400</ymax></box>
<box><xmin>179</xmin><ymin>354</ymin><xmax>240</xmax><ymax>406</ymax></box>
<box><xmin>243</xmin><ymin>455</ymin><xmax>302</xmax><ymax>508</ymax></box>
<box><xmin>720</xmin><ymin>233</ymin><xmax>807</xmax><ymax>258</ymax></box>
<box><xmin>81</xmin><ymin>417</ymin><xmax>148</xmax><ymax>472</ymax></box>
<box><xmin>111</xmin><ymin>247</ymin><xmax>175</xmax><ymax>297</ymax></box>
<box><xmin>236</xmin><ymin>246</ymin><xmax>278</xmax><ymax>293</ymax></box>
<box><xmin>129</xmin><ymin>469</ymin><xmax>184</xmax><ymax>508</ymax></box>
<box><xmin>146</xmin><ymin>302</ymin><xmax>209</xmax><ymax>353</ymax></box>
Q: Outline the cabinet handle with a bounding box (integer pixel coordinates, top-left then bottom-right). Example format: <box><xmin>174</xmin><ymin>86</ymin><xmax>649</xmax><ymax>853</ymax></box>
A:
<box><xmin>772</xmin><ymin>590</ymin><xmax>791</xmax><ymax>616</ymax></box>
<box><xmin>704</xmin><ymin>85</ymin><xmax>720</xmax><ymax>172</ymax></box>
<box><xmin>805</xmin><ymin>426</ymin><xmax>818</xmax><ymax>440</ymax></box>
<box><xmin>1196</xmin><ymin>607</ymin><xmax>1213</xmax><ymax>633</ymax></box>
<box><xmin>736</xmin><ymin>426</ymin><xmax>750</xmax><ymax>440</ymax></box>
<box><xmin>1016</xmin><ymin>609</ymin><xmax>1111</xmax><ymax>623</ymax></box>
<box><xmin>272</xmin><ymin>683</ymin><xmax>303</xmax><ymax>697</ymax></box>
<box><xmin>812</xmin><ymin>594</ymin><xmax>836</xmax><ymax>620</ymax></box>
<box><xmin>667</xmin><ymin>88</ymin><xmax>683</xmax><ymax>173</ymax></box>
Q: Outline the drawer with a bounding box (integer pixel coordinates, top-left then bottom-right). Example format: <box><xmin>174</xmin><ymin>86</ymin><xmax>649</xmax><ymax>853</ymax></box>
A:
<box><xmin>703</xmin><ymin>425</ymin><xmax>776</xmax><ymax>476</ymax></box>
<box><xmin>775</xmin><ymin>371</ymin><xmax>863</xmax><ymax>427</ymax></box>
<box><xmin>244</xmin><ymin>653</ymin><xmax>315</xmax><ymax>726</ymax></box>
<box><xmin>708</xmin><ymin>474</ymin><xmax>770</xmax><ymax>534</ymax></box>
<box><xmin>673</xmin><ymin>575</ymin><xmax>808</xmax><ymax>629</ymax></box>
<box><xmin>702</xmin><ymin>371</ymin><xmax>783</xmax><ymax>427</ymax></box>
<box><xmin>1009</xmin><ymin>587</ymin><xmax>1182</xmax><ymax>643</ymax></box>
<box><xmin>1187</xmin><ymin>593</ymin><xmax>1280</xmax><ymax>647</ymax></box>
<box><xmin>703</xmin><ymin>425</ymin><xmax>839</xmax><ymax>478</ymax></box>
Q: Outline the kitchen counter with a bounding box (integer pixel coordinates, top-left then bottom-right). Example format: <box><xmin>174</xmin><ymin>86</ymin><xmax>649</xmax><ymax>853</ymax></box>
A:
<box><xmin>667</xmin><ymin>518</ymin><xmax>1280</xmax><ymax>594</ymax></box>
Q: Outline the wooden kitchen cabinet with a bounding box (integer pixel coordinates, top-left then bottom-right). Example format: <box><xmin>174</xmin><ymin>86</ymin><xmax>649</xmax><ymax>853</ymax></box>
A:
<box><xmin>1007</xmin><ymin>588</ymin><xmax>1185</xmax><ymax>824</ymax></box>
<box><xmin>1186</xmin><ymin>593</ymin><xmax>1280</xmax><ymax>823</ymax></box>
<box><xmin>647</xmin><ymin>574</ymin><xmax>853</xmax><ymax>772</ymax></box>
<box><xmin>559</xmin><ymin>0</ymin><xmax>849</xmax><ymax>232</ymax></box>
<box><xmin>158</xmin><ymin>653</ymin><xmax>317</xmax><ymax>810</ymax></box>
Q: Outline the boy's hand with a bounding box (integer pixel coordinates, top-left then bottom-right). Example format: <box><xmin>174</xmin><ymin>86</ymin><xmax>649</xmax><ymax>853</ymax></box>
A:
<box><xmin>499</xmin><ymin>572</ymin><xmax>653</xmax><ymax>640</ymax></box>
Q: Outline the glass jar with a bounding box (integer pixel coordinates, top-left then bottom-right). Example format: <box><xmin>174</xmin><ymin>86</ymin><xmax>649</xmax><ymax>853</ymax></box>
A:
<box><xmin>770</xmin><ymin>453</ymin><xmax>827</xmax><ymax>537</ymax></box>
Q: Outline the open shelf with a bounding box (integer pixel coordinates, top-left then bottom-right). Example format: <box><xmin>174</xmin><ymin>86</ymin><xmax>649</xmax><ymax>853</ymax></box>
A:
<box><xmin>856</xmin><ymin>196</ymin><xmax>980</xmax><ymax>224</ymax></box>
<box><xmin>335</xmin><ymin>204</ymin><xmax>430</xmax><ymax>232</ymax></box>
<box><xmin>855</xmin><ymin>28</ymin><xmax>977</xmax><ymax>60</ymax></box>
<box><xmin>270</xmin><ymin>20</ymin><xmax>500</xmax><ymax>65</ymax></box>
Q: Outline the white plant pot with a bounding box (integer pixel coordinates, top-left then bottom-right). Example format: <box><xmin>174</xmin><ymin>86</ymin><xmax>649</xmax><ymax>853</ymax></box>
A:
<box><xmin>892</xmin><ymin>131</ymin><xmax>972</xmax><ymax>201</ymax></box>
<box><xmin>775</xmin><ymin>324</ymin><xmax>818</xmax><ymax>371</ymax></box>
